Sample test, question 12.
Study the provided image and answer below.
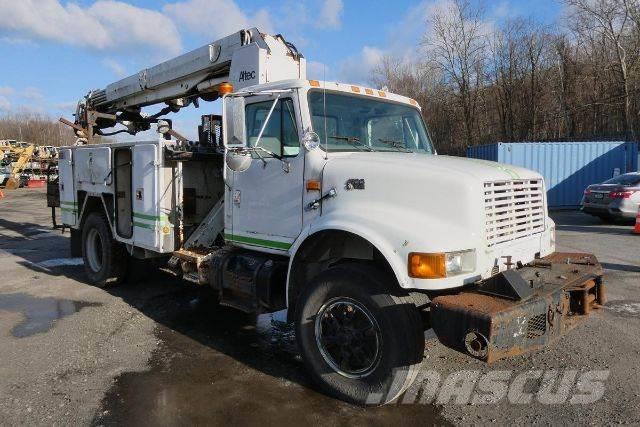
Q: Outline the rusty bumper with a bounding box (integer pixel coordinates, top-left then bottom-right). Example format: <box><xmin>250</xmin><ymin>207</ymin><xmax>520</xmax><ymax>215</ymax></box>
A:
<box><xmin>430</xmin><ymin>252</ymin><xmax>605</xmax><ymax>363</ymax></box>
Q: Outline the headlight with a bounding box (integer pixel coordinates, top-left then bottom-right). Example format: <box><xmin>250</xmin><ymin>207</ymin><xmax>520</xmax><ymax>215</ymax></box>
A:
<box><xmin>408</xmin><ymin>250</ymin><xmax>476</xmax><ymax>279</ymax></box>
<box><xmin>446</xmin><ymin>252</ymin><xmax>463</xmax><ymax>273</ymax></box>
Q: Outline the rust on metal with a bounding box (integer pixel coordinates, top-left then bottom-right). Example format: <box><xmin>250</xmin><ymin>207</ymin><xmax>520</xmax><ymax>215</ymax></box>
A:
<box><xmin>430</xmin><ymin>252</ymin><xmax>605</xmax><ymax>363</ymax></box>
<box><xmin>433</xmin><ymin>292</ymin><xmax>512</xmax><ymax>315</ymax></box>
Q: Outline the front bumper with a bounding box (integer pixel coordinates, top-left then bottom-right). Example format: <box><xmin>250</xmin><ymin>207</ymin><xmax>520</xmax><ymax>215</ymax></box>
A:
<box><xmin>430</xmin><ymin>252</ymin><xmax>605</xmax><ymax>362</ymax></box>
<box><xmin>582</xmin><ymin>200</ymin><xmax>638</xmax><ymax>219</ymax></box>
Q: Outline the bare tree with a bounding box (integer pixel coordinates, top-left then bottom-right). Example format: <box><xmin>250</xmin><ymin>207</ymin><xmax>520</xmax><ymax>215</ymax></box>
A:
<box><xmin>490</xmin><ymin>19</ymin><xmax>528</xmax><ymax>141</ymax></box>
<box><xmin>0</xmin><ymin>111</ymin><xmax>111</xmax><ymax>146</ymax></box>
<box><xmin>567</xmin><ymin>0</ymin><xmax>636</xmax><ymax>137</ymax></box>
<box><xmin>423</xmin><ymin>0</ymin><xmax>488</xmax><ymax>146</ymax></box>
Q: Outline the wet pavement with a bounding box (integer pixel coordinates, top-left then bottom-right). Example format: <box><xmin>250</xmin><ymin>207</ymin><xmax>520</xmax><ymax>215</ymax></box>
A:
<box><xmin>0</xmin><ymin>292</ymin><xmax>101</xmax><ymax>338</ymax></box>
<box><xmin>93</xmin><ymin>285</ymin><xmax>445</xmax><ymax>426</ymax></box>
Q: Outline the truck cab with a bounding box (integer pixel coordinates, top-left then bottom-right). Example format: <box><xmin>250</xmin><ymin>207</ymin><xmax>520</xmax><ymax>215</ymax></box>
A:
<box><xmin>223</xmin><ymin>78</ymin><xmax>556</xmax><ymax>289</ymax></box>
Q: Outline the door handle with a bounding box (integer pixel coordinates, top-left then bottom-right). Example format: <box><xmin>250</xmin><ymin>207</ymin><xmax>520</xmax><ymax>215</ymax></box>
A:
<box><xmin>307</xmin><ymin>188</ymin><xmax>337</xmax><ymax>210</ymax></box>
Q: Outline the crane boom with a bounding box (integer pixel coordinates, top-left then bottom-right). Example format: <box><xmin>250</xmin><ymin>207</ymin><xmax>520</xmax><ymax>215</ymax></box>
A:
<box><xmin>65</xmin><ymin>28</ymin><xmax>305</xmax><ymax>141</ymax></box>
<box><xmin>4</xmin><ymin>144</ymin><xmax>34</xmax><ymax>190</ymax></box>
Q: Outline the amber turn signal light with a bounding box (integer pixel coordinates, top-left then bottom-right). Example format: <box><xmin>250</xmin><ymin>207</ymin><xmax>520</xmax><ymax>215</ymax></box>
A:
<box><xmin>408</xmin><ymin>252</ymin><xmax>446</xmax><ymax>279</ymax></box>
<box><xmin>306</xmin><ymin>180</ymin><xmax>321</xmax><ymax>191</ymax></box>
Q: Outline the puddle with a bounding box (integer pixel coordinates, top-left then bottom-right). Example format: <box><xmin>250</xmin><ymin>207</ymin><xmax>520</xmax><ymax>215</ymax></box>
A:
<box><xmin>0</xmin><ymin>248</ymin><xmax>37</xmax><ymax>256</ymax></box>
<box><xmin>604</xmin><ymin>300</ymin><xmax>640</xmax><ymax>318</ymax></box>
<box><xmin>0</xmin><ymin>293</ymin><xmax>101</xmax><ymax>338</ymax></box>
<box><xmin>38</xmin><ymin>258</ymin><xmax>84</xmax><ymax>268</ymax></box>
<box><xmin>94</xmin><ymin>291</ymin><xmax>445</xmax><ymax>425</ymax></box>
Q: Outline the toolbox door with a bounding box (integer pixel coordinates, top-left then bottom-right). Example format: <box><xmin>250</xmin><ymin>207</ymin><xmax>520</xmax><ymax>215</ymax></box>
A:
<box><xmin>114</xmin><ymin>148</ymin><xmax>133</xmax><ymax>238</ymax></box>
<box><xmin>58</xmin><ymin>149</ymin><xmax>76</xmax><ymax>226</ymax></box>
<box><xmin>132</xmin><ymin>144</ymin><xmax>160</xmax><ymax>250</ymax></box>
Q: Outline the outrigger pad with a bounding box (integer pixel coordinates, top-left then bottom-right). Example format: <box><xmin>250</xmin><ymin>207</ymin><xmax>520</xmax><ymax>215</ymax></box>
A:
<box><xmin>430</xmin><ymin>252</ymin><xmax>604</xmax><ymax>363</ymax></box>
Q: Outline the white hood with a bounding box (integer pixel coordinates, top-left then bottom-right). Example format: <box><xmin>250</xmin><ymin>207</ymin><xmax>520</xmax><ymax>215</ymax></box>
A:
<box><xmin>314</xmin><ymin>152</ymin><xmax>549</xmax><ymax>289</ymax></box>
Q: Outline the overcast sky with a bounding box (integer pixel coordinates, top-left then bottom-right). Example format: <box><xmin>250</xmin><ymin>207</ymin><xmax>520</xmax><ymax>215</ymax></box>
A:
<box><xmin>0</xmin><ymin>0</ymin><xmax>562</xmax><ymax>139</ymax></box>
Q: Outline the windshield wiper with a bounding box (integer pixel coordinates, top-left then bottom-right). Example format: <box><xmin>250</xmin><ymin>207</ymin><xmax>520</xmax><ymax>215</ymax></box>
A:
<box><xmin>377</xmin><ymin>138</ymin><xmax>413</xmax><ymax>152</ymax></box>
<box><xmin>328</xmin><ymin>135</ymin><xmax>375</xmax><ymax>152</ymax></box>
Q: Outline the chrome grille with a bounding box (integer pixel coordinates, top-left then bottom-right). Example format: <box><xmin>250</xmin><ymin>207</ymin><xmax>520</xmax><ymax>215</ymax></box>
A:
<box><xmin>484</xmin><ymin>179</ymin><xmax>545</xmax><ymax>247</ymax></box>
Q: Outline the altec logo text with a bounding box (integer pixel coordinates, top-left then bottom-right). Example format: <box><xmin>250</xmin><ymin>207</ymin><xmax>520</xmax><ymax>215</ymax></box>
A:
<box><xmin>239</xmin><ymin>70</ymin><xmax>256</xmax><ymax>82</ymax></box>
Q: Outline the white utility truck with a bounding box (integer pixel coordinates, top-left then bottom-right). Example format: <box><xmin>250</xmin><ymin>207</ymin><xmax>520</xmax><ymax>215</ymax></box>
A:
<box><xmin>54</xmin><ymin>28</ymin><xmax>605</xmax><ymax>405</ymax></box>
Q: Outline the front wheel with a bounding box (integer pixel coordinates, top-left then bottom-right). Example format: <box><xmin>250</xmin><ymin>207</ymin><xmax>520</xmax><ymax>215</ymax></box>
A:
<box><xmin>295</xmin><ymin>263</ymin><xmax>425</xmax><ymax>405</ymax></box>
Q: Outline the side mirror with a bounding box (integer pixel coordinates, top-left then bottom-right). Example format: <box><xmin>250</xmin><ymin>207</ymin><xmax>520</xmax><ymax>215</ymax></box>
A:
<box><xmin>225</xmin><ymin>150</ymin><xmax>252</xmax><ymax>172</ymax></box>
<box><xmin>223</xmin><ymin>96</ymin><xmax>246</xmax><ymax>148</ymax></box>
<box><xmin>301</xmin><ymin>130</ymin><xmax>320</xmax><ymax>151</ymax></box>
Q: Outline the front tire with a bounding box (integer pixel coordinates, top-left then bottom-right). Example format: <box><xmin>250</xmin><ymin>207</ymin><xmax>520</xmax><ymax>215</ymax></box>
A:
<box><xmin>295</xmin><ymin>263</ymin><xmax>425</xmax><ymax>405</ymax></box>
<box><xmin>81</xmin><ymin>212</ymin><xmax>127</xmax><ymax>287</ymax></box>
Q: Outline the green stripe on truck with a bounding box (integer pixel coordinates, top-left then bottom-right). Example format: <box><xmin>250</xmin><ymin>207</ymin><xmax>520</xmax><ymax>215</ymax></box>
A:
<box><xmin>133</xmin><ymin>221</ymin><xmax>156</xmax><ymax>230</ymax></box>
<box><xmin>224</xmin><ymin>233</ymin><xmax>292</xmax><ymax>250</ymax></box>
<box><xmin>133</xmin><ymin>212</ymin><xmax>168</xmax><ymax>221</ymax></box>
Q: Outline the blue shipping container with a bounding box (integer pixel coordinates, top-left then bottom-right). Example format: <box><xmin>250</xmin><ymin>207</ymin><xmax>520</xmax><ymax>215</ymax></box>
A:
<box><xmin>466</xmin><ymin>141</ymin><xmax>639</xmax><ymax>208</ymax></box>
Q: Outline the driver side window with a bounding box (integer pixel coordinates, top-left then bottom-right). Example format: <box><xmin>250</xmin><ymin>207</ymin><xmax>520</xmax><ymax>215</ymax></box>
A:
<box><xmin>245</xmin><ymin>99</ymin><xmax>300</xmax><ymax>157</ymax></box>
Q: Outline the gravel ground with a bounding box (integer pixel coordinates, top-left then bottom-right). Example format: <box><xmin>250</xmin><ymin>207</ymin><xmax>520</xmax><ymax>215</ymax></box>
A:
<box><xmin>0</xmin><ymin>188</ymin><xmax>638</xmax><ymax>425</ymax></box>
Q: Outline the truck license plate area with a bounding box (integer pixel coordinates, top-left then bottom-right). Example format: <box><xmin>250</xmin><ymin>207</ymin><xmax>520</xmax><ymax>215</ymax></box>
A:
<box><xmin>430</xmin><ymin>252</ymin><xmax>605</xmax><ymax>363</ymax></box>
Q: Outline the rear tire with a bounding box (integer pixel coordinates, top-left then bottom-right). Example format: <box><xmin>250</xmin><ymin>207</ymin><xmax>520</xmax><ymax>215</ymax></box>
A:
<box><xmin>295</xmin><ymin>263</ymin><xmax>425</xmax><ymax>405</ymax></box>
<box><xmin>81</xmin><ymin>212</ymin><xmax>127</xmax><ymax>287</ymax></box>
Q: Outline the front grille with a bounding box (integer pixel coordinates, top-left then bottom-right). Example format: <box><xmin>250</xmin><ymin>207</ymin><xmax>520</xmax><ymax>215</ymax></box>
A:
<box><xmin>484</xmin><ymin>179</ymin><xmax>545</xmax><ymax>247</ymax></box>
<box><xmin>526</xmin><ymin>313</ymin><xmax>547</xmax><ymax>339</ymax></box>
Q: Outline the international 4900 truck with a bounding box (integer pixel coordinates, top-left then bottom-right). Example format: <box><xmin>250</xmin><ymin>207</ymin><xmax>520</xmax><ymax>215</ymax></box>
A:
<box><xmin>52</xmin><ymin>28</ymin><xmax>605</xmax><ymax>405</ymax></box>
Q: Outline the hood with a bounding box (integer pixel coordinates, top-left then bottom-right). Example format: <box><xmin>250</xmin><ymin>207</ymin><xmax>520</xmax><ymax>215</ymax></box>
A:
<box><xmin>323</xmin><ymin>152</ymin><xmax>542</xmax><ymax>184</ymax></box>
<box><xmin>319</xmin><ymin>152</ymin><xmax>545</xmax><ymax>253</ymax></box>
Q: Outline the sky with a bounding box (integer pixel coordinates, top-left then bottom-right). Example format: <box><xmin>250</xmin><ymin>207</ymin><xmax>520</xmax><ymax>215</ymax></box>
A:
<box><xmin>0</xmin><ymin>0</ymin><xmax>563</xmax><ymax>139</ymax></box>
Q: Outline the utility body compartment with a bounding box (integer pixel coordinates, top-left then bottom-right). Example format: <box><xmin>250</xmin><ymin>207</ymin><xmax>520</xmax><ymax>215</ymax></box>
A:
<box><xmin>59</xmin><ymin>139</ymin><xmax>225</xmax><ymax>256</ymax></box>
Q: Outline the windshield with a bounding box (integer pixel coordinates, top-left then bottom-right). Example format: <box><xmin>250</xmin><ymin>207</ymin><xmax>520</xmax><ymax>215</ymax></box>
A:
<box><xmin>308</xmin><ymin>90</ymin><xmax>435</xmax><ymax>153</ymax></box>
<box><xmin>603</xmin><ymin>173</ymin><xmax>640</xmax><ymax>186</ymax></box>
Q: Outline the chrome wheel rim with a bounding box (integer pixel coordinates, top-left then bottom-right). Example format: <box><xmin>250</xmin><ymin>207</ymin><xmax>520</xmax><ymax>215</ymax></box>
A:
<box><xmin>314</xmin><ymin>297</ymin><xmax>382</xmax><ymax>378</ymax></box>
<box><xmin>86</xmin><ymin>228</ymin><xmax>103</xmax><ymax>272</ymax></box>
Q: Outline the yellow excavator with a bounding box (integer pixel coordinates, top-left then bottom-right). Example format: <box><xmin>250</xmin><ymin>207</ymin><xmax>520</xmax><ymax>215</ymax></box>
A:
<box><xmin>4</xmin><ymin>144</ymin><xmax>34</xmax><ymax>190</ymax></box>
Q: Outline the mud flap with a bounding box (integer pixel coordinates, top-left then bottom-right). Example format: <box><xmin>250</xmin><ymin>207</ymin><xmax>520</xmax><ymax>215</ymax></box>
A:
<box><xmin>430</xmin><ymin>252</ymin><xmax>605</xmax><ymax>363</ymax></box>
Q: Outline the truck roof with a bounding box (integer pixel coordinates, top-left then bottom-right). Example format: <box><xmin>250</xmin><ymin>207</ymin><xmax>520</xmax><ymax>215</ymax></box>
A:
<box><xmin>237</xmin><ymin>78</ymin><xmax>421</xmax><ymax>109</ymax></box>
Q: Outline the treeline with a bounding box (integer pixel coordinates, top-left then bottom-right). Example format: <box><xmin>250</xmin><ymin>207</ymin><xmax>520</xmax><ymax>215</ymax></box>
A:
<box><xmin>0</xmin><ymin>112</ymin><xmax>78</xmax><ymax>147</ymax></box>
<box><xmin>372</xmin><ymin>0</ymin><xmax>640</xmax><ymax>155</ymax></box>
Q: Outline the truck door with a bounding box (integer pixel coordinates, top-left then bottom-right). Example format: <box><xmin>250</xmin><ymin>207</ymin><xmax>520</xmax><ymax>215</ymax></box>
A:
<box><xmin>114</xmin><ymin>148</ymin><xmax>133</xmax><ymax>238</ymax></box>
<box><xmin>132</xmin><ymin>144</ymin><xmax>159</xmax><ymax>250</ymax></box>
<box><xmin>58</xmin><ymin>149</ymin><xmax>76</xmax><ymax>226</ymax></box>
<box><xmin>229</xmin><ymin>96</ymin><xmax>304</xmax><ymax>252</ymax></box>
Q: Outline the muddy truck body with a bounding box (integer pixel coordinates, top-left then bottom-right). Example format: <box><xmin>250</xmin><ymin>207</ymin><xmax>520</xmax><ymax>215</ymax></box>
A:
<box><xmin>51</xmin><ymin>28</ymin><xmax>605</xmax><ymax>405</ymax></box>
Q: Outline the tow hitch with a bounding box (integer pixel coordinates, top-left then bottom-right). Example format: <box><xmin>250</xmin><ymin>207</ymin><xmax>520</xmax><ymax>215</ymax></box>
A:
<box><xmin>430</xmin><ymin>252</ymin><xmax>605</xmax><ymax>362</ymax></box>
